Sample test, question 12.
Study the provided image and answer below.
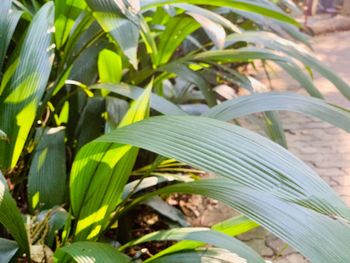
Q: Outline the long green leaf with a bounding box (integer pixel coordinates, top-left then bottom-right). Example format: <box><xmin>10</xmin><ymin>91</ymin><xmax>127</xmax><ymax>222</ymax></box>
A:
<box><xmin>0</xmin><ymin>2</ymin><xmax>54</xmax><ymax>168</ymax></box>
<box><xmin>148</xmin><ymin>215</ymin><xmax>258</xmax><ymax>262</ymax></box>
<box><xmin>105</xmin><ymin>97</ymin><xmax>129</xmax><ymax>132</ymax></box>
<box><xmin>190</xmin><ymin>47</ymin><xmax>287</xmax><ymax>62</ymax></box>
<box><xmin>149</xmin><ymin>179</ymin><xmax>350</xmax><ymax>263</ymax></box>
<box><xmin>162</xmin><ymin>63</ymin><xmax>217</xmax><ymax>107</ymax></box>
<box><xmin>90</xmin><ymin>83</ymin><xmax>187</xmax><ymax>116</ymax></box>
<box><xmin>156</xmin><ymin>15</ymin><xmax>200</xmax><ymax>66</ymax></box>
<box><xmin>150</xmin><ymin>248</ymin><xmax>247</xmax><ymax>263</ymax></box>
<box><xmin>224</xmin><ymin>31</ymin><xmax>350</xmax><ymax>99</ymax></box>
<box><xmin>70</xmin><ymin>86</ymin><xmax>151</xmax><ymax>241</ymax></box>
<box><xmin>141</xmin><ymin>0</ymin><xmax>300</xmax><ymax>27</ymax></box>
<box><xmin>275</xmin><ymin>61</ymin><xmax>323</xmax><ymax>98</ymax></box>
<box><xmin>203</xmin><ymin>92</ymin><xmax>350</xmax><ymax>132</ymax></box>
<box><xmin>0</xmin><ymin>0</ymin><xmax>22</xmax><ymax>73</ymax></box>
<box><xmin>54</xmin><ymin>242</ymin><xmax>130</xmax><ymax>263</ymax></box>
<box><xmin>75</xmin><ymin>97</ymin><xmax>105</xmax><ymax>150</ymax></box>
<box><xmin>54</xmin><ymin>0</ymin><xmax>86</xmax><ymax>48</ymax></box>
<box><xmin>188</xmin><ymin>12</ymin><xmax>226</xmax><ymax>49</ymax></box>
<box><xmin>187</xmin><ymin>48</ymin><xmax>323</xmax><ymax>99</ymax></box>
<box><xmin>28</xmin><ymin>127</ymin><xmax>66</xmax><ymax>211</ymax></box>
<box><xmin>120</xmin><ymin>227</ymin><xmax>264</xmax><ymax>263</ymax></box>
<box><xmin>95</xmin><ymin>115</ymin><xmax>350</xmax><ymax>262</ymax></box>
<box><xmin>0</xmin><ymin>238</ymin><xmax>19</xmax><ymax>263</ymax></box>
<box><xmin>0</xmin><ymin>171</ymin><xmax>30</xmax><ymax>259</ymax></box>
<box><xmin>98</xmin><ymin>116</ymin><xmax>350</xmax><ymax>217</ymax></box>
<box><xmin>262</xmin><ymin>111</ymin><xmax>287</xmax><ymax>147</ymax></box>
<box><xmin>86</xmin><ymin>0</ymin><xmax>140</xmax><ymax>68</ymax></box>
<box><xmin>174</xmin><ymin>4</ymin><xmax>241</xmax><ymax>33</ymax></box>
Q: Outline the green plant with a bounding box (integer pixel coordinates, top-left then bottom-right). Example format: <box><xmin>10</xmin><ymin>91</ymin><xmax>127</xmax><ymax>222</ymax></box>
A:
<box><xmin>1</xmin><ymin>0</ymin><xmax>350</xmax><ymax>262</ymax></box>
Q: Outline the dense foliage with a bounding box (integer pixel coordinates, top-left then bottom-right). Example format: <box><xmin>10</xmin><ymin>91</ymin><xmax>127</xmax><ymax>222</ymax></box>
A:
<box><xmin>1</xmin><ymin>0</ymin><xmax>350</xmax><ymax>262</ymax></box>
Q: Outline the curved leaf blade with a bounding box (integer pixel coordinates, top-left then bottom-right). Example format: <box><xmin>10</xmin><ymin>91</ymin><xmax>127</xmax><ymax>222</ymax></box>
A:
<box><xmin>156</xmin><ymin>15</ymin><xmax>200</xmax><ymax>66</ymax></box>
<box><xmin>120</xmin><ymin>227</ymin><xmax>264</xmax><ymax>263</ymax></box>
<box><xmin>94</xmin><ymin>115</ymin><xmax>350</xmax><ymax>261</ymax></box>
<box><xmin>70</xmin><ymin>86</ymin><xmax>151</xmax><ymax>241</ymax></box>
<box><xmin>86</xmin><ymin>0</ymin><xmax>140</xmax><ymax>68</ymax></box>
<box><xmin>148</xmin><ymin>215</ymin><xmax>258</xmax><ymax>262</ymax></box>
<box><xmin>0</xmin><ymin>2</ymin><xmax>55</xmax><ymax>168</ymax></box>
<box><xmin>203</xmin><ymin>92</ymin><xmax>350</xmax><ymax>132</ymax></box>
<box><xmin>141</xmin><ymin>0</ymin><xmax>299</xmax><ymax>27</ymax></box>
<box><xmin>98</xmin><ymin>49</ymin><xmax>122</xmax><ymax>84</ymax></box>
<box><xmin>149</xmin><ymin>248</ymin><xmax>248</xmax><ymax>263</ymax></box>
<box><xmin>54</xmin><ymin>0</ymin><xmax>86</xmax><ymax>48</ymax></box>
<box><xmin>90</xmin><ymin>83</ymin><xmax>187</xmax><ymax>116</ymax></box>
<box><xmin>0</xmin><ymin>172</ymin><xmax>30</xmax><ymax>259</ymax></box>
<box><xmin>152</xmin><ymin>179</ymin><xmax>350</xmax><ymax>263</ymax></box>
<box><xmin>0</xmin><ymin>1</ymin><xmax>22</xmax><ymax>73</ymax></box>
<box><xmin>98</xmin><ymin>116</ymin><xmax>350</xmax><ymax>217</ymax></box>
<box><xmin>224</xmin><ymin>31</ymin><xmax>350</xmax><ymax>99</ymax></box>
<box><xmin>28</xmin><ymin>127</ymin><xmax>67</xmax><ymax>211</ymax></box>
<box><xmin>54</xmin><ymin>242</ymin><xmax>130</xmax><ymax>263</ymax></box>
<box><xmin>0</xmin><ymin>238</ymin><xmax>19</xmax><ymax>263</ymax></box>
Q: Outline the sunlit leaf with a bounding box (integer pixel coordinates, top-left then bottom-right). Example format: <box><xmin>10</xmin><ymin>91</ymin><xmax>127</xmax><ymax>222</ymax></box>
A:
<box><xmin>54</xmin><ymin>0</ymin><xmax>86</xmax><ymax>48</ymax></box>
<box><xmin>70</xmin><ymin>85</ymin><xmax>151</xmax><ymax>241</ymax></box>
<box><xmin>0</xmin><ymin>2</ymin><xmax>54</xmax><ymax>168</ymax></box>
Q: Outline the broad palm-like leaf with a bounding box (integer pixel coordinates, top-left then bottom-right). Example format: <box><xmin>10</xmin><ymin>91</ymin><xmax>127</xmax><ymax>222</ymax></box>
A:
<box><xmin>28</xmin><ymin>127</ymin><xmax>66</xmax><ymax>210</ymax></box>
<box><xmin>140</xmin><ymin>0</ymin><xmax>300</xmax><ymax>27</ymax></box>
<box><xmin>0</xmin><ymin>172</ymin><xmax>30</xmax><ymax>259</ymax></box>
<box><xmin>119</xmin><ymin>227</ymin><xmax>264</xmax><ymax>262</ymax></box>
<box><xmin>70</xmin><ymin>85</ymin><xmax>151</xmax><ymax>240</ymax></box>
<box><xmin>86</xmin><ymin>0</ymin><xmax>140</xmax><ymax>68</ymax></box>
<box><xmin>54</xmin><ymin>0</ymin><xmax>86</xmax><ymax>48</ymax></box>
<box><xmin>95</xmin><ymin>115</ymin><xmax>350</xmax><ymax>262</ymax></box>
<box><xmin>149</xmin><ymin>248</ymin><xmax>248</xmax><ymax>263</ymax></box>
<box><xmin>147</xmin><ymin>215</ymin><xmax>258</xmax><ymax>262</ymax></box>
<box><xmin>1</xmin><ymin>0</ymin><xmax>350</xmax><ymax>262</ymax></box>
<box><xmin>54</xmin><ymin>242</ymin><xmax>130</xmax><ymax>262</ymax></box>
<box><xmin>0</xmin><ymin>0</ymin><xmax>21</xmax><ymax>73</ymax></box>
<box><xmin>0</xmin><ymin>238</ymin><xmax>19</xmax><ymax>263</ymax></box>
<box><xmin>0</xmin><ymin>2</ymin><xmax>54</xmax><ymax>168</ymax></box>
<box><xmin>203</xmin><ymin>92</ymin><xmax>350</xmax><ymax>132</ymax></box>
<box><xmin>223</xmin><ymin>31</ymin><xmax>350</xmax><ymax>99</ymax></box>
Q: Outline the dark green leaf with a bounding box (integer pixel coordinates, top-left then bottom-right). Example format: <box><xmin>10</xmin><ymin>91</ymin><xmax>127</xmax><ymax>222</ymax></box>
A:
<box><xmin>0</xmin><ymin>171</ymin><xmax>30</xmax><ymax>258</ymax></box>
<box><xmin>28</xmin><ymin>127</ymin><xmax>66</xmax><ymax>210</ymax></box>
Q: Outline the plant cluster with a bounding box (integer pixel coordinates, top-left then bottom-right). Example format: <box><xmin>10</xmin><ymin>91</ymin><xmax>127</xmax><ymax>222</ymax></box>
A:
<box><xmin>1</xmin><ymin>0</ymin><xmax>350</xmax><ymax>262</ymax></box>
